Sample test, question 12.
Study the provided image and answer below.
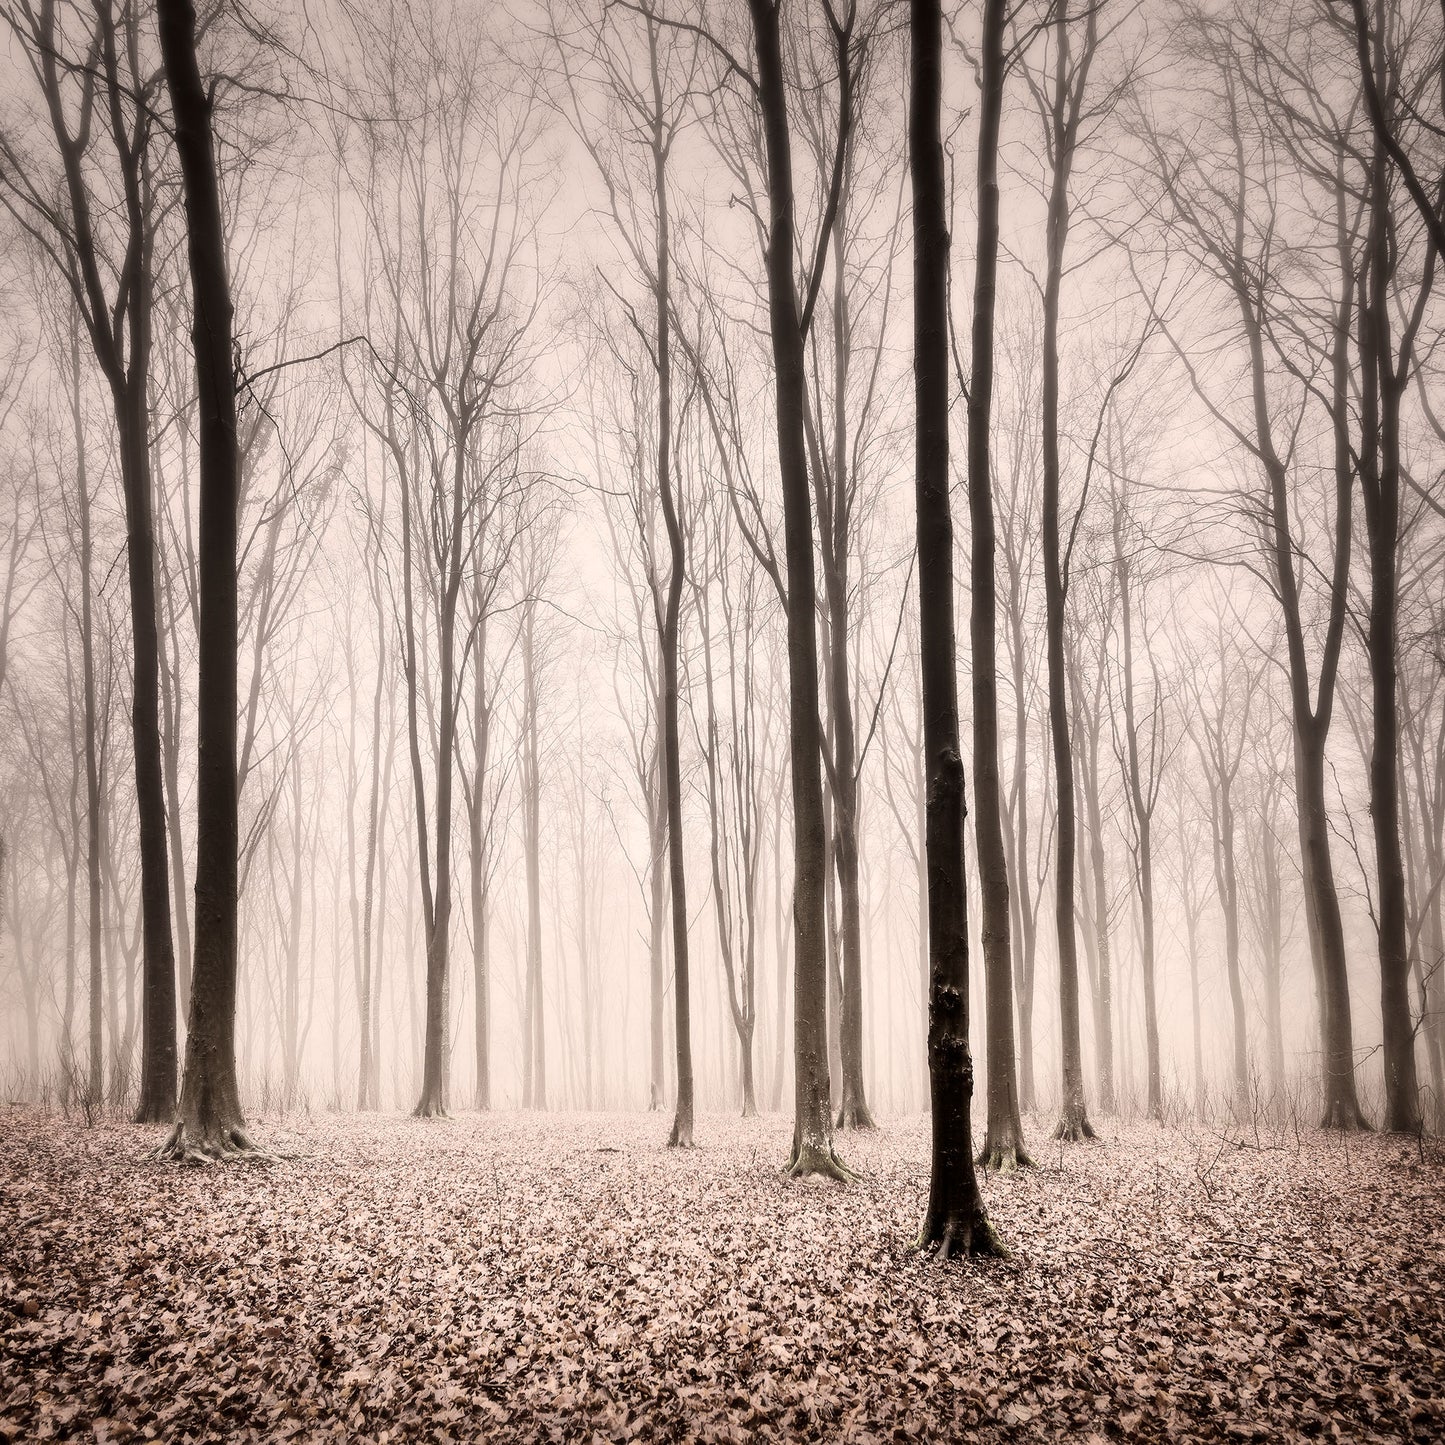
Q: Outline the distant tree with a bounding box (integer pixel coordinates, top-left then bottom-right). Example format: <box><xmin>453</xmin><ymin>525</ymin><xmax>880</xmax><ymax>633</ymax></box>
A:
<box><xmin>1185</xmin><ymin>601</ymin><xmax>1260</xmax><ymax>1105</ymax></box>
<box><xmin>0</xmin><ymin>0</ymin><xmax>178</xmax><ymax>1123</ymax></box>
<box><xmin>1136</xmin><ymin>7</ymin><xmax>1369</xmax><ymax>1127</ymax></box>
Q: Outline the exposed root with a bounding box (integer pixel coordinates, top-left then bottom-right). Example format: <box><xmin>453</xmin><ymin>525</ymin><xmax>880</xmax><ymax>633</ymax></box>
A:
<box><xmin>154</xmin><ymin>1120</ymin><xmax>269</xmax><ymax>1166</ymax></box>
<box><xmin>785</xmin><ymin>1139</ymin><xmax>859</xmax><ymax>1184</ymax></box>
<box><xmin>1052</xmin><ymin>1110</ymin><xmax>1096</xmax><ymax>1143</ymax></box>
<box><xmin>413</xmin><ymin>1100</ymin><xmax>449</xmax><ymax>1120</ymax></box>
<box><xmin>976</xmin><ymin>1140</ymin><xmax>1037</xmax><ymax>1174</ymax></box>
<box><xmin>667</xmin><ymin>1118</ymin><xmax>695</xmax><ymax>1148</ymax></box>
<box><xmin>835</xmin><ymin>1100</ymin><xmax>877</xmax><ymax>1131</ymax></box>
<box><xmin>915</xmin><ymin>1210</ymin><xmax>1010</xmax><ymax>1262</ymax></box>
<box><xmin>1320</xmin><ymin>1098</ymin><xmax>1372</xmax><ymax>1132</ymax></box>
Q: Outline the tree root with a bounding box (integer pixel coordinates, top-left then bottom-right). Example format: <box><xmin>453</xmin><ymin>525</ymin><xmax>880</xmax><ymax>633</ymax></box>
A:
<box><xmin>1052</xmin><ymin>1110</ymin><xmax>1096</xmax><ymax>1143</ymax></box>
<box><xmin>667</xmin><ymin>1119</ymin><xmax>695</xmax><ymax>1148</ymax></box>
<box><xmin>413</xmin><ymin>1100</ymin><xmax>449</xmax><ymax>1120</ymax></box>
<box><xmin>1320</xmin><ymin>1099</ymin><xmax>1372</xmax><ymax>1132</ymax></box>
<box><xmin>154</xmin><ymin>1120</ymin><xmax>269</xmax><ymax>1166</ymax></box>
<box><xmin>976</xmin><ymin>1139</ymin><xmax>1037</xmax><ymax>1173</ymax></box>
<box><xmin>835</xmin><ymin>1100</ymin><xmax>877</xmax><ymax>1130</ymax></box>
<box><xmin>915</xmin><ymin>1210</ymin><xmax>1010</xmax><ymax>1262</ymax></box>
<box><xmin>785</xmin><ymin>1139</ymin><xmax>859</xmax><ymax>1183</ymax></box>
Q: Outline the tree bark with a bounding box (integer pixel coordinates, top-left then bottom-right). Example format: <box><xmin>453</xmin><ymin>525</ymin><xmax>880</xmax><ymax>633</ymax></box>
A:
<box><xmin>1040</xmin><ymin>0</ymin><xmax>1095</xmax><ymax>1144</ymax></box>
<box><xmin>157</xmin><ymin>0</ymin><xmax>249</xmax><ymax>1159</ymax></box>
<box><xmin>745</xmin><ymin>0</ymin><xmax>849</xmax><ymax>1180</ymax></box>
<box><xmin>965</xmin><ymin>0</ymin><xmax>1031</xmax><ymax>1174</ymax></box>
<box><xmin>911</xmin><ymin>0</ymin><xmax>1004</xmax><ymax>1255</ymax></box>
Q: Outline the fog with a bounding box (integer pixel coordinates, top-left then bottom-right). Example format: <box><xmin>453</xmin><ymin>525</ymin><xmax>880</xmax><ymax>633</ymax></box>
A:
<box><xmin>0</xmin><ymin>0</ymin><xmax>1440</xmax><ymax>1145</ymax></box>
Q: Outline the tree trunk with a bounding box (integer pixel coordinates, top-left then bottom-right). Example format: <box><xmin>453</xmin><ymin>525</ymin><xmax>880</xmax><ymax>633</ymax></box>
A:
<box><xmin>745</xmin><ymin>0</ymin><xmax>848</xmax><ymax>1180</ymax></box>
<box><xmin>1041</xmin><ymin>0</ymin><xmax>1094</xmax><ymax>1143</ymax></box>
<box><xmin>157</xmin><ymin>0</ymin><xmax>249</xmax><ymax>1159</ymax></box>
<box><xmin>1358</xmin><ymin>95</ymin><xmax>1421</xmax><ymax>1133</ymax></box>
<box><xmin>645</xmin><ymin>49</ymin><xmax>694</xmax><ymax>1149</ymax></box>
<box><xmin>818</xmin><ymin>194</ymin><xmax>872</xmax><ymax>1131</ymax></box>
<box><xmin>522</xmin><ymin>603</ymin><xmax>546</xmax><ymax>1110</ymax></box>
<box><xmin>911</xmin><ymin>0</ymin><xmax>1005</xmax><ymax>1256</ymax></box>
<box><xmin>1112</xmin><ymin>516</ymin><xmax>1163</xmax><ymax>1121</ymax></box>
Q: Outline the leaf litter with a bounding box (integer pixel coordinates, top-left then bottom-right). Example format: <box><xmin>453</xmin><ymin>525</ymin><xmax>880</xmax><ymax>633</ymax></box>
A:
<box><xmin>1</xmin><ymin>1108</ymin><xmax>1442</xmax><ymax>1441</ymax></box>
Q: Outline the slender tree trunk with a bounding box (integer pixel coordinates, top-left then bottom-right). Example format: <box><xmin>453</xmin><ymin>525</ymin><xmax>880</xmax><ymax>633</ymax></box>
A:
<box><xmin>770</xmin><ymin>794</ymin><xmax>789</xmax><ymax>1113</ymax></box>
<box><xmin>1359</xmin><ymin>102</ymin><xmax>1422</xmax><ymax>1133</ymax></box>
<box><xmin>1113</xmin><ymin>524</ymin><xmax>1163</xmax><ymax>1121</ymax></box>
<box><xmin>966</xmin><ymin>0</ymin><xmax>1031</xmax><ymax>1173</ymax></box>
<box><xmin>648</xmin><ymin>760</ymin><xmax>667</xmax><ymax>1111</ymax></box>
<box><xmin>522</xmin><ymin>604</ymin><xmax>546</xmax><ymax>1110</ymax></box>
<box><xmin>644</xmin><ymin>55</ymin><xmax>694</xmax><ymax>1149</ymax></box>
<box><xmin>818</xmin><ymin>195</ymin><xmax>872</xmax><ymax>1131</ymax></box>
<box><xmin>1207</xmin><ymin>755</ymin><xmax>1250</xmax><ymax>1102</ymax></box>
<box><xmin>158</xmin><ymin>0</ymin><xmax>249</xmax><ymax>1158</ymax></box>
<box><xmin>1004</xmin><ymin>615</ymin><xmax>1036</xmax><ymax>1112</ymax></box>
<box><xmin>1041</xmin><ymin>0</ymin><xmax>1094</xmax><ymax>1143</ymax></box>
<box><xmin>911</xmin><ymin>0</ymin><xmax>1004</xmax><ymax>1253</ymax></box>
<box><xmin>1296</xmin><ymin>728</ymin><xmax>1367</xmax><ymax>1127</ymax></box>
<box><xmin>745</xmin><ymin>0</ymin><xmax>847</xmax><ymax>1180</ymax></box>
<box><xmin>69</xmin><ymin>327</ymin><xmax>106</xmax><ymax>1113</ymax></box>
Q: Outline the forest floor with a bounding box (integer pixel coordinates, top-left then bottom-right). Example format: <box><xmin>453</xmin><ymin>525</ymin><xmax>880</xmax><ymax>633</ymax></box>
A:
<box><xmin>1</xmin><ymin>1107</ymin><xmax>1443</xmax><ymax>1443</ymax></box>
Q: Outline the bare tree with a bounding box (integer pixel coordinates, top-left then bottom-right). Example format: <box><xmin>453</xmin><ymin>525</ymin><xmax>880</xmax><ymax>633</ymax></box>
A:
<box><xmin>157</xmin><ymin>0</ymin><xmax>249</xmax><ymax>1158</ymax></box>
<box><xmin>0</xmin><ymin>0</ymin><xmax>178</xmax><ymax>1122</ymax></box>
<box><xmin>911</xmin><ymin>0</ymin><xmax>1004</xmax><ymax>1254</ymax></box>
<box><xmin>1136</xmin><ymin>6</ymin><xmax>1369</xmax><ymax>1128</ymax></box>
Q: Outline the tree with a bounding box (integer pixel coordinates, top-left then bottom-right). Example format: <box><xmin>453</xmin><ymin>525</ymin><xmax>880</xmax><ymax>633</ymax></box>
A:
<box><xmin>911</xmin><ymin>0</ymin><xmax>1003</xmax><ymax>1256</ymax></box>
<box><xmin>1344</xmin><ymin>0</ymin><xmax>1439</xmax><ymax>1133</ymax></box>
<box><xmin>0</xmin><ymin>0</ymin><xmax>178</xmax><ymax>1123</ymax></box>
<box><xmin>343</xmin><ymin>0</ymin><xmax>540</xmax><ymax>1118</ymax></box>
<box><xmin>732</xmin><ymin>0</ymin><xmax>858</xmax><ymax>1180</ymax></box>
<box><xmin>1106</xmin><ymin>444</ymin><xmax>1169</xmax><ymax>1122</ymax></box>
<box><xmin>690</xmin><ymin>484</ymin><xmax>765</xmax><ymax>1115</ymax></box>
<box><xmin>1186</xmin><ymin>601</ymin><xmax>1259</xmax><ymax>1105</ymax></box>
<box><xmin>959</xmin><ymin>0</ymin><xmax>1031</xmax><ymax>1170</ymax></box>
<box><xmin>1068</xmin><ymin>579</ymin><xmax>1116</xmax><ymax>1115</ymax></box>
<box><xmin>1136</xmin><ymin>6</ymin><xmax>1369</xmax><ymax>1128</ymax></box>
<box><xmin>157</xmin><ymin>0</ymin><xmax>249</xmax><ymax>1159</ymax></box>
<box><xmin>1032</xmin><ymin>0</ymin><xmax>1100</xmax><ymax>1144</ymax></box>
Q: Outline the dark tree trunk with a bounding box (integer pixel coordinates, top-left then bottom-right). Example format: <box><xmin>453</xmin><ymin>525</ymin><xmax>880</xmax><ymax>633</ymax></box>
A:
<box><xmin>744</xmin><ymin>0</ymin><xmax>849</xmax><ymax>1180</ymax></box>
<box><xmin>121</xmin><ymin>379</ymin><xmax>179</xmax><ymax>1124</ymax></box>
<box><xmin>1357</xmin><ymin>48</ymin><xmax>1426</xmax><ymax>1132</ymax></box>
<box><xmin>911</xmin><ymin>0</ymin><xmax>1004</xmax><ymax>1256</ymax></box>
<box><xmin>966</xmin><ymin>0</ymin><xmax>1030</xmax><ymax>1175</ymax></box>
<box><xmin>1040</xmin><ymin>0</ymin><xmax>1094</xmax><ymax>1144</ymax></box>
<box><xmin>157</xmin><ymin>0</ymin><xmax>249</xmax><ymax>1159</ymax></box>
